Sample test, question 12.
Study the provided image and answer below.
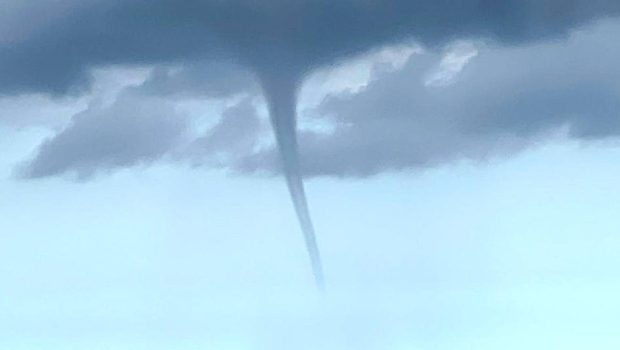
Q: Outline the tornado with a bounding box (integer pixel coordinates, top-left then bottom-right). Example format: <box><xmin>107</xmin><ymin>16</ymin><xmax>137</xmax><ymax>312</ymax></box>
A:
<box><xmin>259</xmin><ymin>72</ymin><xmax>325</xmax><ymax>290</ymax></box>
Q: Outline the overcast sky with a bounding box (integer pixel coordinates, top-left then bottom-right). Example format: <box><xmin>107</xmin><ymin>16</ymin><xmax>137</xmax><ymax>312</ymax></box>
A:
<box><xmin>1</xmin><ymin>1</ymin><xmax>620</xmax><ymax>349</ymax></box>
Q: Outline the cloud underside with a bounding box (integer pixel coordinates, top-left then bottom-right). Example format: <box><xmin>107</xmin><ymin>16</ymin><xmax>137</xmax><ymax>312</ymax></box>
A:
<box><xmin>1</xmin><ymin>1</ymin><xmax>619</xmax><ymax>179</ymax></box>
<box><xmin>18</xmin><ymin>92</ymin><xmax>188</xmax><ymax>179</ymax></box>
<box><xmin>16</xmin><ymin>20</ymin><xmax>620</xmax><ymax>179</ymax></box>
<box><xmin>2</xmin><ymin>0</ymin><xmax>620</xmax><ymax>95</ymax></box>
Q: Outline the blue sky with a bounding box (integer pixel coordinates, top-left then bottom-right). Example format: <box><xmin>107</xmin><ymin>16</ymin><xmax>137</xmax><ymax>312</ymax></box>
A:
<box><xmin>1</xmin><ymin>1</ymin><xmax>620</xmax><ymax>349</ymax></box>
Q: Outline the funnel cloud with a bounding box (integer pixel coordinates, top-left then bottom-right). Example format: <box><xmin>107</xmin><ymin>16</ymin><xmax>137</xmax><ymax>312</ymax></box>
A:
<box><xmin>260</xmin><ymin>73</ymin><xmax>325</xmax><ymax>289</ymax></box>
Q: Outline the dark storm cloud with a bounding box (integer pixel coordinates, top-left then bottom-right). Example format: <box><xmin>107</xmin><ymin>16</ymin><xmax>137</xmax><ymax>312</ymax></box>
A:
<box><xmin>6</xmin><ymin>0</ymin><xmax>620</xmax><ymax>178</ymax></box>
<box><xmin>18</xmin><ymin>18</ymin><xmax>620</xmax><ymax>179</ymax></box>
<box><xmin>1</xmin><ymin>0</ymin><xmax>620</xmax><ymax>96</ymax></box>
<box><xmin>238</xmin><ymin>20</ymin><xmax>620</xmax><ymax>177</ymax></box>
<box><xmin>138</xmin><ymin>61</ymin><xmax>257</xmax><ymax>99</ymax></box>
<box><xmin>18</xmin><ymin>91</ymin><xmax>188</xmax><ymax>179</ymax></box>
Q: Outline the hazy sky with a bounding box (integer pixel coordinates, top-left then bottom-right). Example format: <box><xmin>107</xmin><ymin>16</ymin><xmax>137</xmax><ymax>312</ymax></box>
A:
<box><xmin>1</xmin><ymin>1</ymin><xmax>620</xmax><ymax>349</ymax></box>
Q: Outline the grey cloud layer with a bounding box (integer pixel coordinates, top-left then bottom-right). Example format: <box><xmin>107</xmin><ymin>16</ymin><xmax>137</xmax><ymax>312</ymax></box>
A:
<box><xmin>1</xmin><ymin>0</ymin><xmax>619</xmax><ymax>95</ymax></box>
<box><xmin>18</xmin><ymin>20</ymin><xmax>620</xmax><ymax>179</ymax></box>
<box><xmin>19</xmin><ymin>91</ymin><xmax>187</xmax><ymax>179</ymax></box>
<box><xmin>6</xmin><ymin>1</ymin><xmax>620</xmax><ymax>179</ymax></box>
<box><xmin>139</xmin><ymin>61</ymin><xmax>257</xmax><ymax>99</ymax></box>
<box><xmin>187</xmin><ymin>98</ymin><xmax>262</xmax><ymax>167</ymax></box>
<box><xmin>240</xmin><ymin>21</ymin><xmax>620</xmax><ymax>176</ymax></box>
